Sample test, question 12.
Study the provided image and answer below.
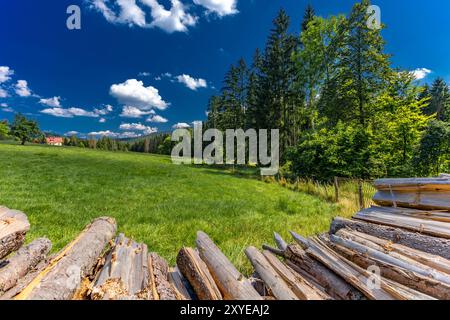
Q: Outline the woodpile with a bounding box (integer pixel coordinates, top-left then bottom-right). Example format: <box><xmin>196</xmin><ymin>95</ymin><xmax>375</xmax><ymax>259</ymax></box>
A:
<box><xmin>0</xmin><ymin>175</ymin><xmax>449</xmax><ymax>300</ymax></box>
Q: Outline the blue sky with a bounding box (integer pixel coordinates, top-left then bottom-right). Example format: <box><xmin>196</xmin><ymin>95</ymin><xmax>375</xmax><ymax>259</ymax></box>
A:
<box><xmin>0</xmin><ymin>0</ymin><xmax>449</xmax><ymax>138</ymax></box>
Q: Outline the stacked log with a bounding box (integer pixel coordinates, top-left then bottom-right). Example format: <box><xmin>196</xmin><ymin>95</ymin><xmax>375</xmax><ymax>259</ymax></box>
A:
<box><xmin>0</xmin><ymin>207</ymin><xmax>30</xmax><ymax>259</ymax></box>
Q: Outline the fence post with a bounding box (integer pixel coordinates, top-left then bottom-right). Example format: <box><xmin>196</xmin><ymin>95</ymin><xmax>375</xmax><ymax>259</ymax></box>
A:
<box><xmin>358</xmin><ymin>180</ymin><xmax>364</xmax><ymax>209</ymax></box>
<box><xmin>334</xmin><ymin>176</ymin><xmax>339</xmax><ymax>203</ymax></box>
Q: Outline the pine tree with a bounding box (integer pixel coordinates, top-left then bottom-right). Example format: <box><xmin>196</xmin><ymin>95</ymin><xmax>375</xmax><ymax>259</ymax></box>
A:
<box><xmin>427</xmin><ymin>78</ymin><xmax>450</xmax><ymax>121</ymax></box>
<box><xmin>301</xmin><ymin>4</ymin><xmax>315</xmax><ymax>31</ymax></box>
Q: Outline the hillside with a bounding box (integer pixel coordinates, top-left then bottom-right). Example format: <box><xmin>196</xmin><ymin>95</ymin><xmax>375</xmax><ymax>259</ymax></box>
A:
<box><xmin>0</xmin><ymin>143</ymin><xmax>344</xmax><ymax>273</ymax></box>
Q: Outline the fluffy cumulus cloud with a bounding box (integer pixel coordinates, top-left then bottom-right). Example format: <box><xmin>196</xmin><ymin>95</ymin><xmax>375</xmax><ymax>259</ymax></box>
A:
<box><xmin>0</xmin><ymin>66</ymin><xmax>14</xmax><ymax>84</ymax></box>
<box><xmin>147</xmin><ymin>114</ymin><xmax>168</xmax><ymax>123</ymax></box>
<box><xmin>39</xmin><ymin>96</ymin><xmax>62</xmax><ymax>108</ymax></box>
<box><xmin>172</xmin><ymin>122</ymin><xmax>190</xmax><ymax>129</ymax></box>
<box><xmin>94</xmin><ymin>104</ymin><xmax>113</xmax><ymax>115</ymax></box>
<box><xmin>99</xmin><ymin>118</ymin><xmax>107</xmax><ymax>123</ymax></box>
<box><xmin>193</xmin><ymin>0</ymin><xmax>238</xmax><ymax>17</ymax></box>
<box><xmin>120</xmin><ymin>105</ymin><xmax>155</xmax><ymax>118</ymax></box>
<box><xmin>91</xmin><ymin>0</ymin><xmax>146</xmax><ymax>27</ymax></box>
<box><xmin>110</xmin><ymin>79</ymin><xmax>168</xmax><ymax>110</ymax></box>
<box><xmin>176</xmin><ymin>74</ymin><xmax>207</xmax><ymax>91</ymax></box>
<box><xmin>40</xmin><ymin>107</ymin><xmax>99</xmax><ymax>118</ymax></box>
<box><xmin>65</xmin><ymin>131</ymin><xmax>79</xmax><ymax>136</ymax></box>
<box><xmin>141</xmin><ymin>0</ymin><xmax>197</xmax><ymax>33</ymax></box>
<box><xmin>411</xmin><ymin>68</ymin><xmax>432</xmax><ymax>80</ymax></box>
<box><xmin>15</xmin><ymin>80</ymin><xmax>31</xmax><ymax>97</ymax></box>
<box><xmin>119</xmin><ymin>122</ymin><xmax>157</xmax><ymax>134</ymax></box>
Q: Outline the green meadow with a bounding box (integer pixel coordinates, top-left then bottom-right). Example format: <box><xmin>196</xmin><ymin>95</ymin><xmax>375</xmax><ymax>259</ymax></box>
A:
<box><xmin>0</xmin><ymin>143</ymin><xmax>345</xmax><ymax>273</ymax></box>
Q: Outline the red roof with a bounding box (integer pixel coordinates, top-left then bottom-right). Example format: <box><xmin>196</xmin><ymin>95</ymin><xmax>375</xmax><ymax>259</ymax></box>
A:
<box><xmin>46</xmin><ymin>137</ymin><xmax>63</xmax><ymax>144</ymax></box>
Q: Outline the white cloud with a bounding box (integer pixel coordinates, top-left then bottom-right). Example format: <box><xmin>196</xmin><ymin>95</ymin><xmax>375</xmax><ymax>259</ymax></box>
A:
<box><xmin>1</xmin><ymin>104</ymin><xmax>14</xmax><ymax>112</ymax></box>
<box><xmin>87</xmin><ymin>130</ymin><xmax>143</xmax><ymax>139</ymax></box>
<box><xmin>91</xmin><ymin>0</ymin><xmax>146</xmax><ymax>27</ymax></box>
<box><xmin>0</xmin><ymin>88</ymin><xmax>8</xmax><ymax>98</ymax></box>
<box><xmin>94</xmin><ymin>104</ymin><xmax>113</xmax><ymax>115</ymax></box>
<box><xmin>119</xmin><ymin>122</ymin><xmax>157</xmax><ymax>134</ymax></box>
<box><xmin>411</xmin><ymin>68</ymin><xmax>432</xmax><ymax>80</ymax></box>
<box><xmin>147</xmin><ymin>114</ymin><xmax>168</xmax><ymax>123</ymax></box>
<box><xmin>88</xmin><ymin>130</ymin><xmax>119</xmax><ymax>137</ymax></box>
<box><xmin>110</xmin><ymin>79</ymin><xmax>168</xmax><ymax>110</ymax></box>
<box><xmin>138</xmin><ymin>71</ymin><xmax>151</xmax><ymax>77</ymax></box>
<box><xmin>15</xmin><ymin>80</ymin><xmax>31</xmax><ymax>97</ymax></box>
<box><xmin>65</xmin><ymin>131</ymin><xmax>79</xmax><ymax>136</ymax></box>
<box><xmin>141</xmin><ymin>0</ymin><xmax>197</xmax><ymax>33</ymax></box>
<box><xmin>193</xmin><ymin>0</ymin><xmax>238</xmax><ymax>17</ymax></box>
<box><xmin>99</xmin><ymin>118</ymin><xmax>107</xmax><ymax>123</ymax></box>
<box><xmin>40</xmin><ymin>107</ymin><xmax>99</xmax><ymax>118</ymax></box>
<box><xmin>39</xmin><ymin>96</ymin><xmax>62</xmax><ymax>108</ymax></box>
<box><xmin>120</xmin><ymin>105</ymin><xmax>156</xmax><ymax>118</ymax></box>
<box><xmin>176</xmin><ymin>74</ymin><xmax>207</xmax><ymax>90</ymax></box>
<box><xmin>1</xmin><ymin>103</ymin><xmax>7</xmax><ymax>107</ymax></box>
<box><xmin>0</xmin><ymin>66</ymin><xmax>14</xmax><ymax>84</ymax></box>
<box><xmin>172</xmin><ymin>122</ymin><xmax>190</xmax><ymax>129</ymax></box>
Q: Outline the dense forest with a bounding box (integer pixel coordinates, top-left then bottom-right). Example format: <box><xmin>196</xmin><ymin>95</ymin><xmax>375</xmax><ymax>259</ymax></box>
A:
<box><xmin>205</xmin><ymin>0</ymin><xmax>450</xmax><ymax>180</ymax></box>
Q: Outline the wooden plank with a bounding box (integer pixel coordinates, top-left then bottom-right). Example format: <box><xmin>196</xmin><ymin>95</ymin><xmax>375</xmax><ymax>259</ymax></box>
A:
<box><xmin>374</xmin><ymin>177</ymin><xmax>450</xmax><ymax>192</ymax></box>
<box><xmin>245</xmin><ymin>246</ymin><xmax>298</xmax><ymax>300</ymax></box>
<box><xmin>0</xmin><ymin>238</ymin><xmax>51</xmax><ymax>294</ymax></box>
<box><xmin>372</xmin><ymin>206</ymin><xmax>450</xmax><ymax>223</ymax></box>
<box><xmin>196</xmin><ymin>231</ymin><xmax>262</xmax><ymax>300</ymax></box>
<box><xmin>176</xmin><ymin>247</ymin><xmax>222</xmax><ymax>300</ymax></box>
<box><xmin>0</xmin><ymin>208</ymin><xmax>30</xmax><ymax>260</ymax></box>
<box><xmin>262</xmin><ymin>250</ymin><xmax>330</xmax><ymax>300</ymax></box>
<box><xmin>15</xmin><ymin>217</ymin><xmax>117</xmax><ymax>300</ymax></box>
<box><xmin>354</xmin><ymin>207</ymin><xmax>450</xmax><ymax>239</ymax></box>
<box><xmin>330</xmin><ymin>217</ymin><xmax>450</xmax><ymax>259</ymax></box>
<box><xmin>373</xmin><ymin>190</ymin><xmax>450</xmax><ymax>211</ymax></box>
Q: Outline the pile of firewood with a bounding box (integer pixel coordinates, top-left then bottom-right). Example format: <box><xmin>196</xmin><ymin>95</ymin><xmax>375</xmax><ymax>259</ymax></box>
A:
<box><xmin>1</xmin><ymin>174</ymin><xmax>449</xmax><ymax>300</ymax></box>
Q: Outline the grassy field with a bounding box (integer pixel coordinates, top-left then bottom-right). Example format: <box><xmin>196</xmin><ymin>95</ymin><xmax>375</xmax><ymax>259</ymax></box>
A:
<box><xmin>0</xmin><ymin>143</ymin><xmax>348</xmax><ymax>273</ymax></box>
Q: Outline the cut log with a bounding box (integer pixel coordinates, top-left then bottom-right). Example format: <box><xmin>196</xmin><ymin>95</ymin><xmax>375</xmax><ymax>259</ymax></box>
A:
<box><xmin>168</xmin><ymin>267</ymin><xmax>195</xmax><ymax>300</ymax></box>
<box><xmin>15</xmin><ymin>217</ymin><xmax>117</xmax><ymax>300</ymax></box>
<box><xmin>373</xmin><ymin>190</ymin><xmax>450</xmax><ymax>211</ymax></box>
<box><xmin>354</xmin><ymin>207</ymin><xmax>450</xmax><ymax>239</ymax></box>
<box><xmin>284</xmin><ymin>244</ymin><xmax>365</xmax><ymax>300</ymax></box>
<box><xmin>149</xmin><ymin>252</ymin><xmax>178</xmax><ymax>300</ymax></box>
<box><xmin>339</xmin><ymin>229</ymin><xmax>450</xmax><ymax>275</ymax></box>
<box><xmin>176</xmin><ymin>247</ymin><xmax>222</xmax><ymax>300</ymax></box>
<box><xmin>90</xmin><ymin>234</ymin><xmax>149</xmax><ymax>300</ymax></box>
<box><xmin>261</xmin><ymin>250</ymin><xmax>330</xmax><ymax>300</ymax></box>
<box><xmin>0</xmin><ymin>208</ymin><xmax>30</xmax><ymax>260</ymax></box>
<box><xmin>196</xmin><ymin>231</ymin><xmax>262</xmax><ymax>300</ymax></box>
<box><xmin>245</xmin><ymin>246</ymin><xmax>298</xmax><ymax>300</ymax></box>
<box><xmin>324</xmin><ymin>237</ymin><xmax>445</xmax><ymax>300</ymax></box>
<box><xmin>0</xmin><ymin>238</ymin><xmax>51</xmax><ymax>294</ymax></box>
<box><xmin>299</xmin><ymin>236</ymin><xmax>414</xmax><ymax>300</ymax></box>
<box><xmin>330</xmin><ymin>217</ymin><xmax>450</xmax><ymax>259</ymax></box>
<box><xmin>330</xmin><ymin>233</ymin><xmax>450</xmax><ymax>286</ymax></box>
<box><xmin>374</xmin><ymin>177</ymin><xmax>450</xmax><ymax>192</ymax></box>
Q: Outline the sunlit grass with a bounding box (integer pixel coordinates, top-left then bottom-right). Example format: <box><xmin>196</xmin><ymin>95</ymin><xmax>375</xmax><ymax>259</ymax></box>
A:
<box><xmin>0</xmin><ymin>143</ymin><xmax>344</xmax><ymax>274</ymax></box>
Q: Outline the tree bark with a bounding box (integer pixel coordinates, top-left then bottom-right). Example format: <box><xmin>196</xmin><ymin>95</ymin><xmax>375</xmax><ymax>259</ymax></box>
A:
<box><xmin>0</xmin><ymin>207</ymin><xmax>30</xmax><ymax>260</ymax></box>
<box><xmin>176</xmin><ymin>247</ymin><xmax>222</xmax><ymax>300</ymax></box>
<box><xmin>149</xmin><ymin>252</ymin><xmax>178</xmax><ymax>300</ymax></box>
<box><xmin>0</xmin><ymin>238</ymin><xmax>51</xmax><ymax>293</ymax></box>
<box><xmin>330</xmin><ymin>217</ymin><xmax>450</xmax><ymax>259</ymax></box>
<box><xmin>196</xmin><ymin>231</ymin><xmax>262</xmax><ymax>300</ymax></box>
<box><xmin>15</xmin><ymin>217</ymin><xmax>117</xmax><ymax>300</ymax></box>
<box><xmin>168</xmin><ymin>267</ymin><xmax>195</xmax><ymax>300</ymax></box>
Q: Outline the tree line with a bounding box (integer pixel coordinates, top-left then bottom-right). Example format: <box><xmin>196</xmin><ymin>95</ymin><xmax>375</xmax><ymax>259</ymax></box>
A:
<box><xmin>205</xmin><ymin>0</ymin><xmax>450</xmax><ymax>180</ymax></box>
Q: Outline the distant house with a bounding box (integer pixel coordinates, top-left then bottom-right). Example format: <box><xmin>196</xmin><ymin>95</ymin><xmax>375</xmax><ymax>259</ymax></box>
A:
<box><xmin>46</xmin><ymin>137</ymin><xmax>63</xmax><ymax>146</ymax></box>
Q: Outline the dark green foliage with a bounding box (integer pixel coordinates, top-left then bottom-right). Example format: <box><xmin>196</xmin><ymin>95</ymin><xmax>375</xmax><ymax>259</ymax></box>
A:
<box><xmin>10</xmin><ymin>114</ymin><xmax>41</xmax><ymax>145</ymax></box>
